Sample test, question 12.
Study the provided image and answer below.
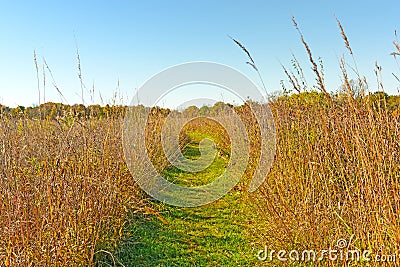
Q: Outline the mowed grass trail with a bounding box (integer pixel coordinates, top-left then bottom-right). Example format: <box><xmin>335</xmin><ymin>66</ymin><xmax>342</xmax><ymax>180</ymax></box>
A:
<box><xmin>96</xmin><ymin>132</ymin><xmax>264</xmax><ymax>266</ymax></box>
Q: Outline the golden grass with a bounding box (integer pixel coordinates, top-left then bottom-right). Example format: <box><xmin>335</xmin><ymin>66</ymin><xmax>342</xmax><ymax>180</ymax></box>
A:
<box><xmin>0</xmin><ymin>114</ymin><xmax>146</xmax><ymax>266</ymax></box>
<box><xmin>254</xmin><ymin>93</ymin><xmax>400</xmax><ymax>264</ymax></box>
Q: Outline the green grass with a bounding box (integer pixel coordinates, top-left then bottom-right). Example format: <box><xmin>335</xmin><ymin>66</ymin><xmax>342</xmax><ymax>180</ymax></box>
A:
<box><xmin>162</xmin><ymin>132</ymin><xmax>228</xmax><ymax>187</ymax></box>
<box><xmin>96</xmin><ymin>131</ymin><xmax>264</xmax><ymax>266</ymax></box>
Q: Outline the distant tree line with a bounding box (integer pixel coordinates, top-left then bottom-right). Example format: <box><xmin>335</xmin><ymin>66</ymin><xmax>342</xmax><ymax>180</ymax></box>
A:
<box><xmin>0</xmin><ymin>102</ymin><xmax>127</xmax><ymax>119</ymax></box>
<box><xmin>0</xmin><ymin>91</ymin><xmax>399</xmax><ymax>119</ymax></box>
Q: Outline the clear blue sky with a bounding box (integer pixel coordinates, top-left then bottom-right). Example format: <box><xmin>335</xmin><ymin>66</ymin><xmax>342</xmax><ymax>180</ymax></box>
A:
<box><xmin>1</xmin><ymin>0</ymin><xmax>399</xmax><ymax>108</ymax></box>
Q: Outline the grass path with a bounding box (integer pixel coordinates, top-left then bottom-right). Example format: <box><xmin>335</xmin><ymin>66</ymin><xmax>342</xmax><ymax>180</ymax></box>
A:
<box><xmin>98</xmin><ymin>132</ymin><xmax>264</xmax><ymax>266</ymax></box>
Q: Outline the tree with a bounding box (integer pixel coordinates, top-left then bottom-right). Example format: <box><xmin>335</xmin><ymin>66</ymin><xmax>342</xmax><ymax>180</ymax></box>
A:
<box><xmin>338</xmin><ymin>79</ymin><xmax>368</xmax><ymax>99</ymax></box>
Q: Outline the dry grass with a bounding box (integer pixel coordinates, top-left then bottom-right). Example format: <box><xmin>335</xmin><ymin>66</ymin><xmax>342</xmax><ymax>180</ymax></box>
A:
<box><xmin>247</xmin><ymin>18</ymin><xmax>400</xmax><ymax>266</ymax></box>
<box><xmin>254</xmin><ymin>93</ymin><xmax>400</xmax><ymax>265</ymax></box>
<box><xmin>0</xmin><ymin>112</ymin><xmax>147</xmax><ymax>266</ymax></box>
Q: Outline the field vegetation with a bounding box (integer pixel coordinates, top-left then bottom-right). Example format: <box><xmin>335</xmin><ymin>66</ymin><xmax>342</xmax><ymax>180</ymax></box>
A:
<box><xmin>1</xmin><ymin>19</ymin><xmax>400</xmax><ymax>266</ymax></box>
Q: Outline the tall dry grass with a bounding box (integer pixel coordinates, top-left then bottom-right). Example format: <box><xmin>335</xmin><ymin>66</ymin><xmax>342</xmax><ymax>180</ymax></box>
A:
<box><xmin>0</xmin><ymin>103</ymin><xmax>194</xmax><ymax>266</ymax></box>
<box><xmin>255</xmin><ymin>93</ymin><xmax>399</xmax><ymax>264</ymax></box>
<box><xmin>0</xmin><ymin>112</ymin><xmax>146</xmax><ymax>266</ymax></box>
<box><xmin>248</xmin><ymin>18</ymin><xmax>400</xmax><ymax>266</ymax></box>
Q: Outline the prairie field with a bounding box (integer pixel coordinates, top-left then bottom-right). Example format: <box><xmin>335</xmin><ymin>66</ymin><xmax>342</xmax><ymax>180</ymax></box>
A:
<box><xmin>1</xmin><ymin>20</ymin><xmax>400</xmax><ymax>267</ymax></box>
<box><xmin>1</xmin><ymin>89</ymin><xmax>399</xmax><ymax>266</ymax></box>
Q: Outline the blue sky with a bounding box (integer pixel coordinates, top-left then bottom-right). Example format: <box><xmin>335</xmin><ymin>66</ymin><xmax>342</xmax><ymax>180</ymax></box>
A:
<box><xmin>1</xmin><ymin>1</ymin><xmax>399</xmax><ymax>108</ymax></box>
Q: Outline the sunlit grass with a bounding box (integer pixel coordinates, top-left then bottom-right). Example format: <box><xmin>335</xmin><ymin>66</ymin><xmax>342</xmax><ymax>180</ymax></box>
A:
<box><xmin>96</xmin><ymin>130</ymin><xmax>263</xmax><ymax>266</ymax></box>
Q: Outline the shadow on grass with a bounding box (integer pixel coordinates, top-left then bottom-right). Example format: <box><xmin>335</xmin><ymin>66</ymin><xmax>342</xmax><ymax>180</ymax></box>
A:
<box><xmin>97</xmin><ymin>195</ymin><xmax>261</xmax><ymax>267</ymax></box>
